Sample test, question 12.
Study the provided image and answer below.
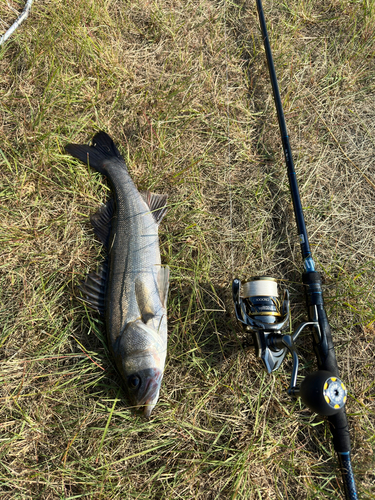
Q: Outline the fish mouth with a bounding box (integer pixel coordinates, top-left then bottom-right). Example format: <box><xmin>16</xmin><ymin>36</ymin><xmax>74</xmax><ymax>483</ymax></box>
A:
<box><xmin>135</xmin><ymin>368</ymin><xmax>163</xmax><ymax>417</ymax></box>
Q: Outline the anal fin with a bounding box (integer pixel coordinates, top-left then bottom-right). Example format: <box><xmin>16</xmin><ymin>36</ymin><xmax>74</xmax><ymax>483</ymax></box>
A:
<box><xmin>141</xmin><ymin>191</ymin><xmax>168</xmax><ymax>224</ymax></box>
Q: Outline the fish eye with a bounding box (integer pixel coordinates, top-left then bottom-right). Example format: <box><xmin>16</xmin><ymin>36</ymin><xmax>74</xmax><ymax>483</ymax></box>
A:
<box><xmin>128</xmin><ymin>375</ymin><xmax>141</xmax><ymax>389</ymax></box>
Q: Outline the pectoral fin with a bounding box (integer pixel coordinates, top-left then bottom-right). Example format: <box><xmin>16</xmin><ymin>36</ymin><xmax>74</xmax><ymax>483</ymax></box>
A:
<box><xmin>157</xmin><ymin>265</ymin><xmax>170</xmax><ymax>309</ymax></box>
<box><xmin>134</xmin><ymin>266</ymin><xmax>170</xmax><ymax>324</ymax></box>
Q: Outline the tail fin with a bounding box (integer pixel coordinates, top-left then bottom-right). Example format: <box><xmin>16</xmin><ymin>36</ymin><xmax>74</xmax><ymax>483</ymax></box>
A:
<box><xmin>65</xmin><ymin>131</ymin><xmax>125</xmax><ymax>174</ymax></box>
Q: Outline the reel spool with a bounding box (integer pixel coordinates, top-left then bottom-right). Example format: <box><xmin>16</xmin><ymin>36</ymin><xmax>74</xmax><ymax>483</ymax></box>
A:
<box><xmin>233</xmin><ymin>276</ymin><xmax>347</xmax><ymax>416</ymax></box>
<box><xmin>241</xmin><ymin>277</ymin><xmax>282</xmax><ymax>324</ymax></box>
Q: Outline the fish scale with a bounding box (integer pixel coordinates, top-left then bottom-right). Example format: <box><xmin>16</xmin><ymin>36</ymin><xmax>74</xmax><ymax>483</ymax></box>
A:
<box><xmin>65</xmin><ymin>131</ymin><xmax>169</xmax><ymax>417</ymax></box>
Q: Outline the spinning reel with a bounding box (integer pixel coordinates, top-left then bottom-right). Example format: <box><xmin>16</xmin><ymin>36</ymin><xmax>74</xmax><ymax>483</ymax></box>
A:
<box><xmin>233</xmin><ymin>277</ymin><xmax>347</xmax><ymax>416</ymax></box>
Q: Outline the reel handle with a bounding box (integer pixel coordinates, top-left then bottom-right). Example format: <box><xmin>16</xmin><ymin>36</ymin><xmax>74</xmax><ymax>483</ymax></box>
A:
<box><xmin>299</xmin><ymin>370</ymin><xmax>347</xmax><ymax>416</ymax></box>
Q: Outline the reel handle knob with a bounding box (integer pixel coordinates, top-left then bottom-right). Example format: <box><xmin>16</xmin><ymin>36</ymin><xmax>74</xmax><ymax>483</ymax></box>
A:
<box><xmin>300</xmin><ymin>370</ymin><xmax>347</xmax><ymax>416</ymax></box>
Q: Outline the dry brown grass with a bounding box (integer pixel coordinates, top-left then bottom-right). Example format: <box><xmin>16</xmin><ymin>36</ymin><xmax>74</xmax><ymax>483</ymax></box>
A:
<box><xmin>0</xmin><ymin>0</ymin><xmax>374</xmax><ymax>498</ymax></box>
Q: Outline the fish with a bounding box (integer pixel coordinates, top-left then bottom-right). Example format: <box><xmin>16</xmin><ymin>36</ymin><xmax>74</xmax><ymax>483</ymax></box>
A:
<box><xmin>65</xmin><ymin>131</ymin><xmax>169</xmax><ymax>417</ymax></box>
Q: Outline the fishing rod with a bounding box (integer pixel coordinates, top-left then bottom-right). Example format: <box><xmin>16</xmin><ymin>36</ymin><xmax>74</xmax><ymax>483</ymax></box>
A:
<box><xmin>232</xmin><ymin>1</ymin><xmax>358</xmax><ymax>498</ymax></box>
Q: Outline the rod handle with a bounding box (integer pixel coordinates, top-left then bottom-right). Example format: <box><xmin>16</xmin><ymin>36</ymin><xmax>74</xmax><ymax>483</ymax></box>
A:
<box><xmin>338</xmin><ymin>452</ymin><xmax>358</xmax><ymax>500</ymax></box>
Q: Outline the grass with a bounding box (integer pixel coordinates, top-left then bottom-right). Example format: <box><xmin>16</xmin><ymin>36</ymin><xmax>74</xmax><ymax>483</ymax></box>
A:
<box><xmin>1</xmin><ymin>0</ymin><xmax>374</xmax><ymax>498</ymax></box>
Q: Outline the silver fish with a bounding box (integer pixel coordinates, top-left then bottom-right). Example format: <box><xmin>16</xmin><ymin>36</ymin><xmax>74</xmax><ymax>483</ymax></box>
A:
<box><xmin>65</xmin><ymin>131</ymin><xmax>169</xmax><ymax>417</ymax></box>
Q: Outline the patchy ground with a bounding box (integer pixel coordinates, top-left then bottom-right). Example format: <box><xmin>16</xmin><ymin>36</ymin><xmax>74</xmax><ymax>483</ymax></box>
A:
<box><xmin>0</xmin><ymin>1</ymin><xmax>374</xmax><ymax>498</ymax></box>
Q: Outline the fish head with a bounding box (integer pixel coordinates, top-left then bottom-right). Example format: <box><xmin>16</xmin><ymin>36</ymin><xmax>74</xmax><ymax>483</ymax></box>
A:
<box><xmin>115</xmin><ymin>319</ymin><xmax>167</xmax><ymax>417</ymax></box>
<box><xmin>126</xmin><ymin>367</ymin><xmax>162</xmax><ymax>418</ymax></box>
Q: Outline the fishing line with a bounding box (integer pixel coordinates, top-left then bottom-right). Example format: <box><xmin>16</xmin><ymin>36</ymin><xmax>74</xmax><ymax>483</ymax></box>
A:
<box><xmin>0</xmin><ymin>0</ymin><xmax>34</xmax><ymax>46</ymax></box>
<box><xmin>242</xmin><ymin>278</ymin><xmax>278</xmax><ymax>298</ymax></box>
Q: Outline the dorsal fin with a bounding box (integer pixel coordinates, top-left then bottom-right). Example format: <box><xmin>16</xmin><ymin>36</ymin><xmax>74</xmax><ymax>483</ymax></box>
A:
<box><xmin>90</xmin><ymin>199</ymin><xmax>114</xmax><ymax>247</ymax></box>
<box><xmin>77</xmin><ymin>261</ymin><xmax>108</xmax><ymax>315</ymax></box>
<box><xmin>141</xmin><ymin>191</ymin><xmax>168</xmax><ymax>224</ymax></box>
